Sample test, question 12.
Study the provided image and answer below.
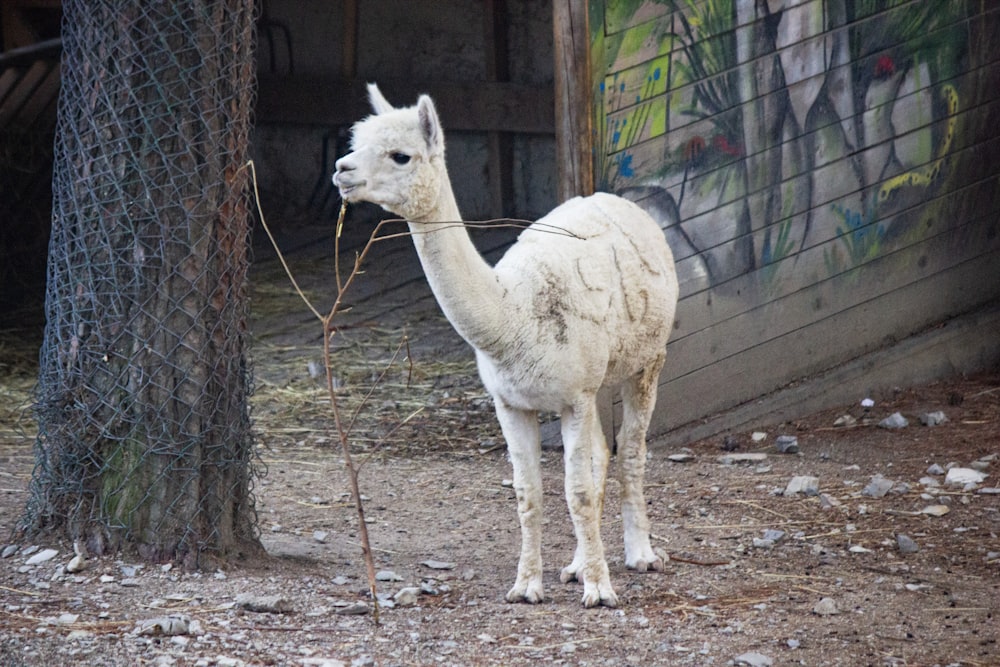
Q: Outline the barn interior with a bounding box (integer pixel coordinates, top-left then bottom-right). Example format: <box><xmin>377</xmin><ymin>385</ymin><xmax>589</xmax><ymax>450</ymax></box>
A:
<box><xmin>0</xmin><ymin>1</ymin><xmax>554</xmax><ymax>433</ymax></box>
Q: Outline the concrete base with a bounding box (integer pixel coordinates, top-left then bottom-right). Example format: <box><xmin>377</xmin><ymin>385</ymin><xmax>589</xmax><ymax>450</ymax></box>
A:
<box><xmin>651</xmin><ymin>300</ymin><xmax>1000</xmax><ymax>448</ymax></box>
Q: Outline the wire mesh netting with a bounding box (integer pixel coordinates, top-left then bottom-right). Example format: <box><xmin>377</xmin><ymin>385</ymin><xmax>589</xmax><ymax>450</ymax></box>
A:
<box><xmin>23</xmin><ymin>0</ymin><xmax>262</xmax><ymax>564</ymax></box>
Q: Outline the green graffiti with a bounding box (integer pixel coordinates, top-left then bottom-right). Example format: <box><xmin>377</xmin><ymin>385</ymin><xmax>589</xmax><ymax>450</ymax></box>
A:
<box><xmin>878</xmin><ymin>84</ymin><xmax>959</xmax><ymax>205</ymax></box>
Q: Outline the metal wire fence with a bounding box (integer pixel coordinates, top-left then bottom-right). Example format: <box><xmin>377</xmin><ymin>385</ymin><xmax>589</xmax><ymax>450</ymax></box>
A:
<box><xmin>23</xmin><ymin>0</ymin><xmax>262</xmax><ymax>565</ymax></box>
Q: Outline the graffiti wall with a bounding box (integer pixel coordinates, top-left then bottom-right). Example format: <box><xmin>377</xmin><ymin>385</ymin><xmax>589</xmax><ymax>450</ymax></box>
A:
<box><xmin>592</xmin><ymin>0</ymin><xmax>1000</xmax><ymax>432</ymax></box>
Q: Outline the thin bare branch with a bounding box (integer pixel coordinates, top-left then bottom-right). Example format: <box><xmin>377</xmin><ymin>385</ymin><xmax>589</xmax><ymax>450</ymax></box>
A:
<box><xmin>377</xmin><ymin>216</ymin><xmax>587</xmax><ymax>240</ymax></box>
<box><xmin>244</xmin><ymin>160</ymin><xmax>324</xmax><ymax>322</ymax></box>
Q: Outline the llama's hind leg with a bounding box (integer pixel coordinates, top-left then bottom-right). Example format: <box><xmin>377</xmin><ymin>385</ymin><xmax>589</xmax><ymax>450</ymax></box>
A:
<box><xmin>495</xmin><ymin>402</ymin><xmax>545</xmax><ymax>604</ymax></box>
<box><xmin>559</xmin><ymin>421</ymin><xmax>609</xmax><ymax>584</ymax></box>
<box><xmin>617</xmin><ymin>352</ymin><xmax>666</xmax><ymax>572</ymax></box>
<box><xmin>560</xmin><ymin>394</ymin><xmax>617</xmax><ymax>608</ymax></box>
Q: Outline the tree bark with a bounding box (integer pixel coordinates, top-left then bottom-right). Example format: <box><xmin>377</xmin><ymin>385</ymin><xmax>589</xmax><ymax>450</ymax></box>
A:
<box><xmin>26</xmin><ymin>0</ymin><xmax>261</xmax><ymax>567</ymax></box>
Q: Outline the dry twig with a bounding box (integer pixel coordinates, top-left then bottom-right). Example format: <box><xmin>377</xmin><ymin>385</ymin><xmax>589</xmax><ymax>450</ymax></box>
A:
<box><xmin>249</xmin><ymin>161</ymin><xmax>386</xmax><ymax>624</ymax></box>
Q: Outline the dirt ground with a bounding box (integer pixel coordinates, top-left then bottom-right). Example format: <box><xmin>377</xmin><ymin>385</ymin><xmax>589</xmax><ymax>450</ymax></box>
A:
<box><xmin>1</xmin><ymin>219</ymin><xmax>998</xmax><ymax>666</ymax></box>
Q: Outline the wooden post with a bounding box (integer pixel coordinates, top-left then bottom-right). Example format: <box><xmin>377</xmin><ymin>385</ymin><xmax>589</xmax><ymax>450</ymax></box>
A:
<box><xmin>553</xmin><ymin>0</ymin><xmax>593</xmax><ymax>201</ymax></box>
<box><xmin>484</xmin><ymin>0</ymin><xmax>515</xmax><ymax>216</ymax></box>
<box><xmin>342</xmin><ymin>0</ymin><xmax>358</xmax><ymax>80</ymax></box>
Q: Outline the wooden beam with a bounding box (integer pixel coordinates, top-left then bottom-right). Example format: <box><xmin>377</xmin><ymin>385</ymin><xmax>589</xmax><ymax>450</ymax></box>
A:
<box><xmin>256</xmin><ymin>76</ymin><xmax>554</xmax><ymax>134</ymax></box>
<box><xmin>484</xmin><ymin>0</ymin><xmax>516</xmax><ymax>216</ymax></box>
<box><xmin>553</xmin><ymin>0</ymin><xmax>594</xmax><ymax>201</ymax></box>
<box><xmin>341</xmin><ymin>0</ymin><xmax>358</xmax><ymax>80</ymax></box>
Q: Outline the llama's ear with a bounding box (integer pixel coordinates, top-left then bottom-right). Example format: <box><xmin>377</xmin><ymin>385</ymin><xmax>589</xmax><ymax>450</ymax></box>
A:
<box><xmin>367</xmin><ymin>83</ymin><xmax>395</xmax><ymax>115</ymax></box>
<box><xmin>416</xmin><ymin>95</ymin><xmax>443</xmax><ymax>151</ymax></box>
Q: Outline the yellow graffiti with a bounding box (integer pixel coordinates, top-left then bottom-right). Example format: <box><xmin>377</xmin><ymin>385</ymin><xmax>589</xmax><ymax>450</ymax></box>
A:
<box><xmin>878</xmin><ymin>84</ymin><xmax>959</xmax><ymax>203</ymax></box>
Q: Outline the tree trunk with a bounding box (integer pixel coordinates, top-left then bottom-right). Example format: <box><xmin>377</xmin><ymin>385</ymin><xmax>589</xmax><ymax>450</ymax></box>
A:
<box><xmin>25</xmin><ymin>0</ymin><xmax>262</xmax><ymax>567</ymax></box>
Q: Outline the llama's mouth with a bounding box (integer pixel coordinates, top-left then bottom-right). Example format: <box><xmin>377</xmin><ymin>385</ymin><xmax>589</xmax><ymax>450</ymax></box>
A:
<box><xmin>332</xmin><ymin>174</ymin><xmax>365</xmax><ymax>198</ymax></box>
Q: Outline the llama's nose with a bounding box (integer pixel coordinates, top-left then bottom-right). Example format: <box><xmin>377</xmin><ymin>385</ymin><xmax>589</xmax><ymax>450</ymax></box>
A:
<box><xmin>334</xmin><ymin>155</ymin><xmax>355</xmax><ymax>174</ymax></box>
<box><xmin>333</xmin><ymin>155</ymin><xmax>355</xmax><ymax>187</ymax></box>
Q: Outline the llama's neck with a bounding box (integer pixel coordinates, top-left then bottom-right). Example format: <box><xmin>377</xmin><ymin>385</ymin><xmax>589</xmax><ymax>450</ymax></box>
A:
<box><xmin>406</xmin><ymin>178</ymin><xmax>505</xmax><ymax>352</ymax></box>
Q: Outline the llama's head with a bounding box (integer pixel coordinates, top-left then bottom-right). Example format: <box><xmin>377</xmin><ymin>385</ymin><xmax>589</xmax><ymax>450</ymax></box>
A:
<box><xmin>333</xmin><ymin>83</ymin><xmax>447</xmax><ymax>221</ymax></box>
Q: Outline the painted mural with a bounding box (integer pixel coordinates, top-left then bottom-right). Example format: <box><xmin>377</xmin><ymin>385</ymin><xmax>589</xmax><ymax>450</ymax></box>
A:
<box><xmin>592</xmin><ymin>0</ymin><xmax>971</xmax><ymax>300</ymax></box>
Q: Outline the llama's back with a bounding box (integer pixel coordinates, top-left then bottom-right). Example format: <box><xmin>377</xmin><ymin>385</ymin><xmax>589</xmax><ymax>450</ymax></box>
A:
<box><xmin>520</xmin><ymin>192</ymin><xmax>674</xmax><ymax>268</ymax></box>
<box><xmin>491</xmin><ymin>192</ymin><xmax>678</xmax><ymax>390</ymax></box>
<box><xmin>509</xmin><ymin>192</ymin><xmax>676</xmax><ymax>307</ymax></box>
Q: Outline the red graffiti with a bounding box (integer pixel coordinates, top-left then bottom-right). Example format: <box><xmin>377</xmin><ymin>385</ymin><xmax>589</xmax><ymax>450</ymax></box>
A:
<box><xmin>874</xmin><ymin>54</ymin><xmax>895</xmax><ymax>79</ymax></box>
<box><xmin>713</xmin><ymin>134</ymin><xmax>743</xmax><ymax>157</ymax></box>
<box><xmin>683</xmin><ymin>135</ymin><xmax>706</xmax><ymax>164</ymax></box>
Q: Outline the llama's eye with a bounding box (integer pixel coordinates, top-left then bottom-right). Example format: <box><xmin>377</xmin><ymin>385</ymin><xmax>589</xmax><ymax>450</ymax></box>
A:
<box><xmin>390</xmin><ymin>152</ymin><xmax>411</xmax><ymax>165</ymax></box>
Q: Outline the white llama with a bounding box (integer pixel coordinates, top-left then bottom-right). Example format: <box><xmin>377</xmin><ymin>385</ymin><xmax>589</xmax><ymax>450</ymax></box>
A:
<box><xmin>333</xmin><ymin>84</ymin><xmax>679</xmax><ymax>608</ymax></box>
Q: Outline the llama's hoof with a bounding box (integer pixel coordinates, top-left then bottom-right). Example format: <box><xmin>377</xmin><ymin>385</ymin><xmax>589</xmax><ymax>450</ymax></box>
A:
<box><xmin>626</xmin><ymin>544</ymin><xmax>667</xmax><ymax>572</ymax></box>
<box><xmin>506</xmin><ymin>579</ymin><xmax>545</xmax><ymax>604</ymax></box>
<box><xmin>627</xmin><ymin>555</ymin><xmax>665</xmax><ymax>572</ymax></box>
<box><xmin>581</xmin><ymin>581</ymin><xmax>619</xmax><ymax>608</ymax></box>
<box><xmin>559</xmin><ymin>564</ymin><xmax>581</xmax><ymax>584</ymax></box>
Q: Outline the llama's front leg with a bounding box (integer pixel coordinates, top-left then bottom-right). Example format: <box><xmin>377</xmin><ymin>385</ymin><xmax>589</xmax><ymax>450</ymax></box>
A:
<box><xmin>495</xmin><ymin>402</ymin><xmax>545</xmax><ymax>604</ymax></box>
<box><xmin>561</xmin><ymin>396</ymin><xmax>617</xmax><ymax>608</ymax></box>
<box><xmin>618</xmin><ymin>354</ymin><xmax>666</xmax><ymax>572</ymax></box>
